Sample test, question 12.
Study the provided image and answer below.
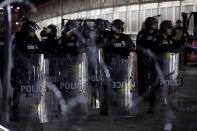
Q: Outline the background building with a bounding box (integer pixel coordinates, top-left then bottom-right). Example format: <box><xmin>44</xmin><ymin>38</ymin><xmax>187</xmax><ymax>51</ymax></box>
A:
<box><xmin>28</xmin><ymin>0</ymin><xmax>197</xmax><ymax>35</ymax></box>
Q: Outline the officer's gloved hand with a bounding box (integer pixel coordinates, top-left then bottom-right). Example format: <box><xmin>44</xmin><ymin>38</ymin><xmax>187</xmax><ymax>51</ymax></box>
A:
<box><xmin>168</xmin><ymin>44</ymin><xmax>179</xmax><ymax>53</ymax></box>
<box><xmin>122</xmin><ymin>50</ymin><xmax>131</xmax><ymax>59</ymax></box>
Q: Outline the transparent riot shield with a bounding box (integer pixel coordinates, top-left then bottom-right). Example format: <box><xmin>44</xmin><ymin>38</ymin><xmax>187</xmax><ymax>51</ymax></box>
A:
<box><xmin>18</xmin><ymin>54</ymin><xmax>50</xmax><ymax>123</ymax></box>
<box><xmin>16</xmin><ymin>51</ymin><xmax>89</xmax><ymax>123</ymax></box>
<box><xmin>100</xmin><ymin>51</ymin><xmax>137</xmax><ymax>115</ymax></box>
<box><xmin>158</xmin><ymin>52</ymin><xmax>182</xmax><ymax>92</ymax></box>
<box><xmin>87</xmin><ymin>47</ymin><xmax>103</xmax><ymax>109</ymax></box>
<box><xmin>55</xmin><ymin>52</ymin><xmax>89</xmax><ymax>117</ymax></box>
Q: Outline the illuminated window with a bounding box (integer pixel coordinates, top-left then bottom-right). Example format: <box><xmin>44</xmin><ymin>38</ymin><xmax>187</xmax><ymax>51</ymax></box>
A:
<box><xmin>139</xmin><ymin>10</ymin><xmax>145</xmax><ymax>30</ymax></box>
<box><xmin>152</xmin><ymin>8</ymin><xmax>158</xmax><ymax>17</ymax></box>
<box><xmin>175</xmin><ymin>6</ymin><xmax>180</xmax><ymax>21</ymax></box>
<box><xmin>161</xmin><ymin>7</ymin><xmax>167</xmax><ymax>20</ymax></box>
<box><xmin>127</xmin><ymin>11</ymin><xmax>132</xmax><ymax>32</ymax></box>
<box><xmin>167</xmin><ymin>7</ymin><xmax>173</xmax><ymax>20</ymax></box>
<box><xmin>145</xmin><ymin>9</ymin><xmax>151</xmax><ymax>18</ymax></box>
<box><xmin>184</xmin><ymin>5</ymin><xmax>193</xmax><ymax>13</ymax></box>
<box><xmin>131</xmin><ymin>10</ymin><xmax>138</xmax><ymax>33</ymax></box>
<box><xmin>119</xmin><ymin>11</ymin><xmax>126</xmax><ymax>23</ymax></box>
<box><xmin>105</xmin><ymin>13</ymin><xmax>113</xmax><ymax>22</ymax></box>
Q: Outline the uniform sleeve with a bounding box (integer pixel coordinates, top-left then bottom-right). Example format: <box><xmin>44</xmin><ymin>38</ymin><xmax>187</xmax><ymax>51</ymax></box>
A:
<box><xmin>125</xmin><ymin>35</ymin><xmax>136</xmax><ymax>52</ymax></box>
<box><xmin>119</xmin><ymin>34</ymin><xmax>135</xmax><ymax>58</ymax></box>
<box><xmin>136</xmin><ymin>31</ymin><xmax>148</xmax><ymax>49</ymax></box>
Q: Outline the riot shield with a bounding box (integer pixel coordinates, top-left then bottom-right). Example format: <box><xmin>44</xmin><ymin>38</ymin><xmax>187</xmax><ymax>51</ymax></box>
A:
<box><xmin>87</xmin><ymin>47</ymin><xmax>104</xmax><ymax>109</ymax></box>
<box><xmin>158</xmin><ymin>52</ymin><xmax>182</xmax><ymax>92</ymax></box>
<box><xmin>55</xmin><ymin>52</ymin><xmax>89</xmax><ymax>113</ymax></box>
<box><xmin>100</xmin><ymin>51</ymin><xmax>137</xmax><ymax>115</ymax></box>
<box><xmin>14</xmin><ymin>51</ymin><xmax>89</xmax><ymax>123</ymax></box>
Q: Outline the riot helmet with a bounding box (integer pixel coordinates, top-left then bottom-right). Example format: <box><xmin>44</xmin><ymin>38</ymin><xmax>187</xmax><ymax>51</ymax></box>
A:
<box><xmin>63</xmin><ymin>20</ymin><xmax>78</xmax><ymax>37</ymax></box>
<box><xmin>160</xmin><ymin>20</ymin><xmax>173</xmax><ymax>36</ymax></box>
<box><xmin>95</xmin><ymin>19</ymin><xmax>106</xmax><ymax>31</ymax></box>
<box><xmin>111</xmin><ymin>19</ymin><xmax>124</xmax><ymax>36</ymax></box>
<box><xmin>95</xmin><ymin>19</ymin><xmax>110</xmax><ymax>32</ymax></box>
<box><xmin>175</xmin><ymin>20</ymin><xmax>182</xmax><ymax>28</ymax></box>
<box><xmin>21</xmin><ymin>19</ymin><xmax>39</xmax><ymax>37</ymax></box>
<box><xmin>144</xmin><ymin>17</ymin><xmax>158</xmax><ymax>30</ymax></box>
<box><xmin>46</xmin><ymin>24</ymin><xmax>57</xmax><ymax>39</ymax></box>
<box><xmin>21</xmin><ymin>19</ymin><xmax>37</xmax><ymax>32</ymax></box>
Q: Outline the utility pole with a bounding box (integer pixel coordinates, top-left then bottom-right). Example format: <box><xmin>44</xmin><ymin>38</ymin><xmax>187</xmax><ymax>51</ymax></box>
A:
<box><xmin>179</xmin><ymin>0</ymin><xmax>182</xmax><ymax>19</ymax></box>
<box><xmin>1</xmin><ymin>4</ymin><xmax>12</xmax><ymax>125</ymax></box>
<box><xmin>61</xmin><ymin>0</ymin><xmax>64</xmax><ymax>28</ymax></box>
<box><xmin>112</xmin><ymin>0</ymin><xmax>115</xmax><ymax>20</ymax></box>
<box><xmin>138</xmin><ymin>0</ymin><xmax>141</xmax><ymax>31</ymax></box>
<box><xmin>157</xmin><ymin>0</ymin><xmax>160</xmax><ymax>16</ymax></box>
<box><xmin>126</xmin><ymin>0</ymin><xmax>129</xmax><ymax>32</ymax></box>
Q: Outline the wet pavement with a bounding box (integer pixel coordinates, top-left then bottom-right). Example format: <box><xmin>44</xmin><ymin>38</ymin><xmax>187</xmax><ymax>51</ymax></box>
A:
<box><xmin>1</xmin><ymin>63</ymin><xmax>197</xmax><ymax>131</ymax></box>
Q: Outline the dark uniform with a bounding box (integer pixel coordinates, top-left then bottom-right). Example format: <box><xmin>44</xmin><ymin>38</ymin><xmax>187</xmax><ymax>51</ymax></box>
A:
<box><xmin>173</xmin><ymin>20</ymin><xmax>191</xmax><ymax>67</ymax></box>
<box><xmin>39</xmin><ymin>24</ymin><xmax>58</xmax><ymax>81</ymax></box>
<box><xmin>83</xmin><ymin>19</ymin><xmax>110</xmax><ymax>109</ymax></box>
<box><xmin>40</xmin><ymin>24</ymin><xmax>58</xmax><ymax>54</ymax></box>
<box><xmin>57</xmin><ymin>20</ymin><xmax>89</xmax><ymax>119</ymax></box>
<box><xmin>158</xmin><ymin>20</ymin><xmax>181</xmax><ymax>53</ymax></box>
<box><xmin>100</xmin><ymin>19</ymin><xmax>135</xmax><ymax>115</ymax></box>
<box><xmin>102</xmin><ymin>32</ymin><xmax>135</xmax><ymax>61</ymax></box>
<box><xmin>58</xmin><ymin>32</ymin><xmax>79</xmax><ymax>55</ymax></box>
<box><xmin>58</xmin><ymin>20</ymin><xmax>86</xmax><ymax>98</ymax></box>
<box><xmin>59</xmin><ymin>20</ymin><xmax>85</xmax><ymax>54</ymax></box>
<box><xmin>11</xmin><ymin>19</ymin><xmax>40</xmax><ymax>120</ymax></box>
<box><xmin>136</xmin><ymin>17</ymin><xmax>159</xmax><ymax>113</ymax></box>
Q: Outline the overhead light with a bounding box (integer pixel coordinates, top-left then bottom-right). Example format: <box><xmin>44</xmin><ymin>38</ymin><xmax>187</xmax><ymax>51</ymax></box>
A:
<box><xmin>11</xmin><ymin>6</ymin><xmax>13</xmax><ymax>9</ymax></box>
<box><xmin>16</xmin><ymin>7</ymin><xmax>20</xmax><ymax>10</ymax></box>
<box><xmin>16</xmin><ymin>22</ymin><xmax>19</xmax><ymax>25</ymax></box>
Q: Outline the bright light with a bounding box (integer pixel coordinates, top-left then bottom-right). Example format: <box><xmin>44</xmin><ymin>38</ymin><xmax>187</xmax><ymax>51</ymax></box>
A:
<box><xmin>11</xmin><ymin>6</ymin><xmax>13</xmax><ymax>9</ymax></box>
<box><xmin>16</xmin><ymin>22</ymin><xmax>19</xmax><ymax>25</ymax></box>
<box><xmin>16</xmin><ymin>6</ymin><xmax>20</xmax><ymax>10</ymax></box>
<box><xmin>0</xmin><ymin>125</ymin><xmax>10</xmax><ymax>131</ymax></box>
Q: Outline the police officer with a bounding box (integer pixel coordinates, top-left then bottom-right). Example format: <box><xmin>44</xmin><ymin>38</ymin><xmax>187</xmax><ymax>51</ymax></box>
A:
<box><xmin>101</xmin><ymin>19</ymin><xmax>135</xmax><ymax>59</ymax></box>
<box><xmin>95</xmin><ymin>19</ymin><xmax>111</xmax><ymax>46</ymax></box>
<box><xmin>84</xmin><ymin>19</ymin><xmax>111</xmax><ymax>109</ymax></box>
<box><xmin>57</xmin><ymin>20</ymin><xmax>89</xmax><ymax>119</ymax></box>
<box><xmin>58</xmin><ymin>20</ymin><xmax>85</xmax><ymax>54</ymax></box>
<box><xmin>137</xmin><ymin>17</ymin><xmax>159</xmax><ymax>51</ymax></box>
<box><xmin>40</xmin><ymin>24</ymin><xmax>58</xmax><ymax>54</ymax></box>
<box><xmin>173</xmin><ymin>20</ymin><xmax>190</xmax><ymax>68</ymax></box>
<box><xmin>157</xmin><ymin>20</ymin><xmax>183</xmax><ymax>106</ymax></box>
<box><xmin>158</xmin><ymin>20</ymin><xmax>181</xmax><ymax>52</ymax></box>
<box><xmin>136</xmin><ymin>17</ymin><xmax>159</xmax><ymax>113</ymax></box>
<box><xmin>11</xmin><ymin>19</ymin><xmax>40</xmax><ymax>120</ymax></box>
<box><xmin>100</xmin><ymin>19</ymin><xmax>135</xmax><ymax>115</ymax></box>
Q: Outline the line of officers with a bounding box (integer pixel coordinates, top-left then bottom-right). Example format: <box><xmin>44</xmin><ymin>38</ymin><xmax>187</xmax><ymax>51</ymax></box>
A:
<box><xmin>8</xmin><ymin>16</ymin><xmax>185</xmax><ymax>120</ymax></box>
